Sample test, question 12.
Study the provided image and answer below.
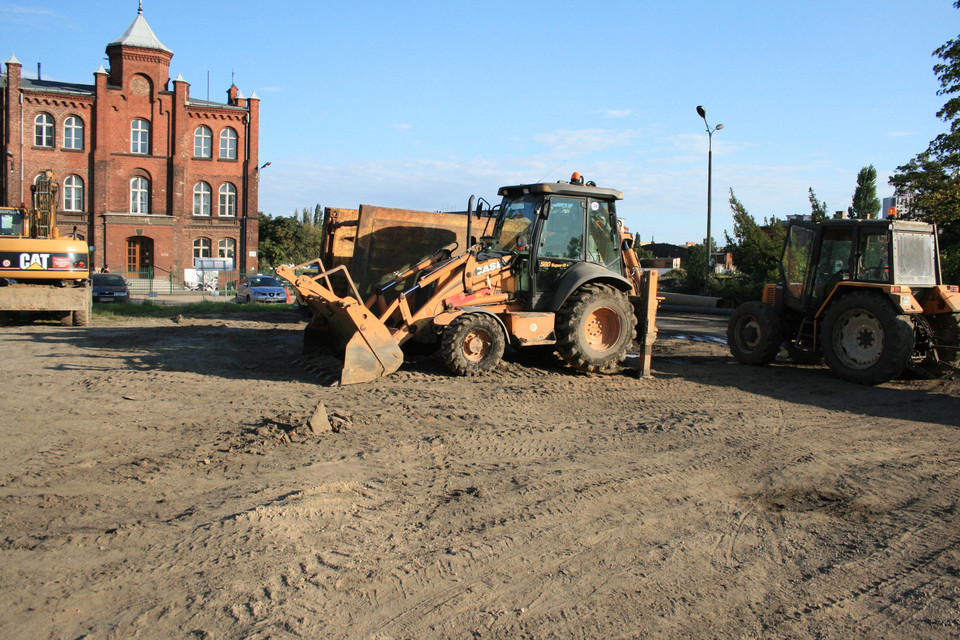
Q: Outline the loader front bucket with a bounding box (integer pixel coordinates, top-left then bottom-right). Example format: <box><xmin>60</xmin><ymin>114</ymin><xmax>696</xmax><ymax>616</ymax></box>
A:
<box><xmin>304</xmin><ymin>299</ymin><xmax>404</xmax><ymax>385</ymax></box>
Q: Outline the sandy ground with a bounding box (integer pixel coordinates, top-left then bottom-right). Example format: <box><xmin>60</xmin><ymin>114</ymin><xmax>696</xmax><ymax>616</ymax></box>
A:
<box><xmin>1</xmin><ymin>311</ymin><xmax>959</xmax><ymax>640</ymax></box>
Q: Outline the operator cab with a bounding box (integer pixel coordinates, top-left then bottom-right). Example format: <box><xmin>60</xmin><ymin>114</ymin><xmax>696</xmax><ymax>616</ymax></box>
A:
<box><xmin>486</xmin><ymin>173</ymin><xmax>624</xmax><ymax>309</ymax></box>
<box><xmin>780</xmin><ymin>218</ymin><xmax>941</xmax><ymax>313</ymax></box>
<box><xmin>0</xmin><ymin>207</ymin><xmax>27</xmax><ymax>238</ymax></box>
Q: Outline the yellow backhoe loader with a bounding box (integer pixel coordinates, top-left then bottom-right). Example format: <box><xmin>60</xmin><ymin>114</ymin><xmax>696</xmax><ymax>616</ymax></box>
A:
<box><xmin>276</xmin><ymin>174</ymin><xmax>659</xmax><ymax>385</ymax></box>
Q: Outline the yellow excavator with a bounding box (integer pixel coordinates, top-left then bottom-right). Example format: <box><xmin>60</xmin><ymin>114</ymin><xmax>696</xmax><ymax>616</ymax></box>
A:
<box><xmin>276</xmin><ymin>174</ymin><xmax>659</xmax><ymax>385</ymax></box>
<box><xmin>0</xmin><ymin>171</ymin><xmax>91</xmax><ymax>326</ymax></box>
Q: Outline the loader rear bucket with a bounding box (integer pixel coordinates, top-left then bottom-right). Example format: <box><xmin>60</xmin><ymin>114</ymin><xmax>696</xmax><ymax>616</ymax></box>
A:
<box><xmin>303</xmin><ymin>299</ymin><xmax>404</xmax><ymax>386</ymax></box>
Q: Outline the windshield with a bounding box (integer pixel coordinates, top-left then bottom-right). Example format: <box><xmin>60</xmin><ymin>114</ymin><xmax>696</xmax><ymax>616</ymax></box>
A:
<box><xmin>93</xmin><ymin>274</ymin><xmax>125</xmax><ymax>285</ymax></box>
<box><xmin>249</xmin><ymin>276</ymin><xmax>282</xmax><ymax>287</ymax></box>
<box><xmin>488</xmin><ymin>195</ymin><xmax>538</xmax><ymax>252</ymax></box>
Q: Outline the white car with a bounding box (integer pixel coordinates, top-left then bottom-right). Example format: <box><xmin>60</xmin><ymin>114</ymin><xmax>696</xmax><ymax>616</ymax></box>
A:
<box><xmin>235</xmin><ymin>275</ymin><xmax>287</xmax><ymax>303</ymax></box>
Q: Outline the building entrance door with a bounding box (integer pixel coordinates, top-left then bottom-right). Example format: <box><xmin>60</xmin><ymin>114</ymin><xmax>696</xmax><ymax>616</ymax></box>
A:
<box><xmin>126</xmin><ymin>236</ymin><xmax>154</xmax><ymax>277</ymax></box>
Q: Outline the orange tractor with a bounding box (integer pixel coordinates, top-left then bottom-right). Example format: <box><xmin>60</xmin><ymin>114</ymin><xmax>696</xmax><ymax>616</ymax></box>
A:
<box><xmin>276</xmin><ymin>174</ymin><xmax>659</xmax><ymax>385</ymax></box>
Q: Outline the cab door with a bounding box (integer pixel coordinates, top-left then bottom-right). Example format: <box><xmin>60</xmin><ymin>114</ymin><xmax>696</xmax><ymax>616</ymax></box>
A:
<box><xmin>531</xmin><ymin>196</ymin><xmax>585</xmax><ymax>308</ymax></box>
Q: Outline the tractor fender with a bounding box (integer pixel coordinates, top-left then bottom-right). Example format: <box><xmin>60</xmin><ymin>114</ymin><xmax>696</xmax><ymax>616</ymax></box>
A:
<box><xmin>816</xmin><ymin>282</ymin><xmax>924</xmax><ymax>318</ymax></box>
<box><xmin>432</xmin><ymin>306</ymin><xmax>510</xmax><ymax>343</ymax></box>
<box><xmin>546</xmin><ymin>262</ymin><xmax>633</xmax><ymax>312</ymax></box>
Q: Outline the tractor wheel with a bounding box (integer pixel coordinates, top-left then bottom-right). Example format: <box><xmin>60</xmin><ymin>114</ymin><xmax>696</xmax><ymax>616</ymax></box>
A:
<box><xmin>441</xmin><ymin>313</ymin><xmax>506</xmax><ymax>376</ymax></box>
<box><xmin>556</xmin><ymin>284</ymin><xmax>636</xmax><ymax>373</ymax></box>
<box><xmin>60</xmin><ymin>311</ymin><xmax>74</xmax><ymax>327</ymax></box>
<box><xmin>785</xmin><ymin>340</ymin><xmax>822</xmax><ymax>365</ymax></box>
<box><xmin>727</xmin><ymin>301</ymin><xmax>783</xmax><ymax>365</ymax></box>
<box><xmin>821</xmin><ymin>291</ymin><xmax>914</xmax><ymax>385</ymax></box>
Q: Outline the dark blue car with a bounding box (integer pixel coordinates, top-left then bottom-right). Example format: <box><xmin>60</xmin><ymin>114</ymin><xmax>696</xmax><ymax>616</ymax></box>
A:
<box><xmin>91</xmin><ymin>273</ymin><xmax>130</xmax><ymax>303</ymax></box>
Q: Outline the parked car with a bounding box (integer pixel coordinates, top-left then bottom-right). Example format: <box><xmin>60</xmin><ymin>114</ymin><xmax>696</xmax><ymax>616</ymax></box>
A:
<box><xmin>91</xmin><ymin>273</ymin><xmax>130</xmax><ymax>303</ymax></box>
<box><xmin>235</xmin><ymin>274</ymin><xmax>288</xmax><ymax>304</ymax></box>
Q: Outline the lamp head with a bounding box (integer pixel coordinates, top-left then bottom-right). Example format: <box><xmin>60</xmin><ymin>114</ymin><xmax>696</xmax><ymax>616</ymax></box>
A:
<box><xmin>716</xmin><ymin>124</ymin><xmax>724</xmax><ymax>130</ymax></box>
<box><xmin>696</xmin><ymin>105</ymin><xmax>706</xmax><ymax>118</ymax></box>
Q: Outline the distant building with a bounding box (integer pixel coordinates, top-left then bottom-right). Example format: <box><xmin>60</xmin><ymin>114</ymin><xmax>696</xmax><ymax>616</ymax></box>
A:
<box><xmin>881</xmin><ymin>193</ymin><xmax>917</xmax><ymax>219</ymax></box>
<box><xmin>0</xmin><ymin>7</ymin><xmax>261</xmax><ymax>277</ymax></box>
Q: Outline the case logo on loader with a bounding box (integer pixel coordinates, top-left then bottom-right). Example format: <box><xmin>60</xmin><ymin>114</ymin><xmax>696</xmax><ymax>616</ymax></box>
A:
<box><xmin>475</xmin><ymin>259</ymin><xmax>505</xmax><ymax>277</ymax></box>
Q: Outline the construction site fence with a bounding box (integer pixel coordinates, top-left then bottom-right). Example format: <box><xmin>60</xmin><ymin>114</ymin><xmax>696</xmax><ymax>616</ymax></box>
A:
<box><xmin>116</xmin><ymin>268</ymin><xmax>274</xmax><ymax>300</ymax></box>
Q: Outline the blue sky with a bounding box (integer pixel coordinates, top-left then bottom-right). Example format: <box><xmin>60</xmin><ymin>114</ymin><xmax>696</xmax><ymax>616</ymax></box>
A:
<box><xmin>2</xmin><ymin>1</ymin><xmax>957</xmax><ymax>245</ymax></box>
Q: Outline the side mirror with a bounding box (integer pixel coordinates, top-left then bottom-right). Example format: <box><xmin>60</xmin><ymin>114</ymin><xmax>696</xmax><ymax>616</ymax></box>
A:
<box><xmin>537</xmin><ymin>199</ymin><xmax>550</xmax><ymax>220</ymax></box>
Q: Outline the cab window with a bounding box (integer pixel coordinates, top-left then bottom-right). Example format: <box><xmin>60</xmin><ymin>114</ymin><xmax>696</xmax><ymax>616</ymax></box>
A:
<box><xmin>856</xmin><ymin>229</ymin><xmax>890</xmax><ymax>283</ymax></box>
<box><xmin>539</xmin><ymin>197</ymin><xmax>584</xmax><ymax>260</ymax></box>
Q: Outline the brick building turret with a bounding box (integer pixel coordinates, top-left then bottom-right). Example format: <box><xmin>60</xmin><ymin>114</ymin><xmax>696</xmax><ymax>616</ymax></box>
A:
<box><xmin>0</xmin><ymin>6</ymin><xmax>260</xmax><ymax>278</ymax></box>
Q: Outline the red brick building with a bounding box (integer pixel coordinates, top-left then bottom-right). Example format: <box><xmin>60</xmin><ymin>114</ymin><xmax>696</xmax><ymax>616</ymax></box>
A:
<box><xmin>0</xmin><ymin>7</ymin><xmax>260</xmax><ymax>279</ymax></box>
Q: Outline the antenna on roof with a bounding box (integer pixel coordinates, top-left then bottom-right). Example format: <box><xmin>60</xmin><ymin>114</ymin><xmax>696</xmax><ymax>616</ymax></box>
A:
<box><xmin>138</xmin><ymin>0</ymin><xmax>143</xmax><ymax>15</ymax></box>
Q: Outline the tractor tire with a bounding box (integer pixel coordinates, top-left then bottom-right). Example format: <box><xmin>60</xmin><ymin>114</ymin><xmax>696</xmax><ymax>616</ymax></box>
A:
<box><xmin>727</xmin><ymin>301</ymin><xmax>783</xmax><ymax>365</ymax></box>
<box><xmin>60</xmin><ymin>311</ymin><xmax>74</xmax><ymax>327</ymax></box>
<box><xmin>785</xmin><ymin>340</ymin><xmax>822</xmax><ymax>365</ymax></box>
<box><xmin>821</xmin><ymin>291</ymin><xmax>914</xmax><ymax>385</ymax></box>
<box><xmin>441</xmin><ymin>313</ymin><xmax>506</xmax><ymax>376</ymax></box>
<box><xmin>556</xmin><ymin>284</ymin><xmax>636</xmax><ymax>373</ymax></box>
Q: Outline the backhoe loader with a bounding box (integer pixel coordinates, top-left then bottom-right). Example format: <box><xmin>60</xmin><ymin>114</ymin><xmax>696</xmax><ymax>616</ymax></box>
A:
<box><xmin>276</xmin><ymin>174</ymin><xmax>659</xmax><ymax>385</ymax></box>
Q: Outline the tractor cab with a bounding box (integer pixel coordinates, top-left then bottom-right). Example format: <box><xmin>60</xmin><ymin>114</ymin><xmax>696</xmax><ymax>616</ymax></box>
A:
<box><xmin>729</xmin><ymin>215</ymin><xmax>959</xmax><ymax>385</ymax></box>
<box><xmin>484</xmin><ymin>174</ymin><xmax>628</xmax><ymax>310</ymax></box>
<box><xmin>779</xmin><ymin>218</ymin><xmax>941</xmax><ymax>316</ymax></box>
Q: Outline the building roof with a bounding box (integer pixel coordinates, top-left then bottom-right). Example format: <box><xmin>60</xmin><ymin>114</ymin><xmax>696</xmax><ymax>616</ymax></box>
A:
<box><xmin>108</xmin><ymin>9</ymin><xmax>171</xmax><ymax>54</ymax></box>
<box><xmin>0</xmin><ymin>76</ymin><xmax>95</xmax><ymax>97</ymax></box>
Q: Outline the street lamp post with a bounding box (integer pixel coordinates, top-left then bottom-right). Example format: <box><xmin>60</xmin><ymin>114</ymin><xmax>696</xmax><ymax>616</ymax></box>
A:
<box><xmin>696</xmin><ymin>105</ymin><xmax>723</xmax><ymax>296</ymax></box>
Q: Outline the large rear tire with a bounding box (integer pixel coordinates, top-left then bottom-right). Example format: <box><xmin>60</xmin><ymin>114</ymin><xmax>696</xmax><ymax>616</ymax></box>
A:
<box><xmin>727</xmin><ymin>301</ymin><xmax>783</xmax><ymax>365</ymax></box>
<box><xmin>821</xmin><ymin>291</ymin><xmax>914</xmax><ymax>385</ymax></box>
<box><xmin>556</xmin><ymin>284</ymin><xmax>636</xmax><ymax>373</ymax></box>
<box><xmin>441</xmin><ymin>313</ymin><xmax>505</xmax><ymax>376</ymax></box>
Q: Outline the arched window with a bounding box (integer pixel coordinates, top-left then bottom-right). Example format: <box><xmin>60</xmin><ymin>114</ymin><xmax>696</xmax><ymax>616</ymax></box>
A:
<box><xmin>219</xmin><ymin>127</ymin><xmax>238</xmax><ymax>160</ymax></box>
<box><xmin>34</xmin><ymin>113</ymin><xmax>54</xmax><ymax>147</ymax></box>
<box><xmin>64</xmin><ymin>175</ymin><xmax>84</xmax><ymax>211</ymax></box>
<box><xmin>193</xmin><ymin>237</ymin><xmax>212</xmax><ymax>258</ymax></box>
<box><xmin>218</xmin><ymin>183</ymin><xmax>237</xmax><ymax>217</ymax></box>
<box><xmin>194</xmin><ymin>125</ymin><xmax>212</xmax><ymax>158</ymax></box>
<box><xmin>130</xmin><ymin>176</ymin><xmax>150</xmax><ymax>214</ymax></box>
<box><xmin>193</xmin><ymin>182</ymin><xmax>211</xmax><ymax>216</ymax></box>
<box><xmin>131</xmin><ymin>119</ymin><xmax>150</xmax><ymax>154</ymax></box>
<box><xmin>64</xmin><ymin>116</ymin><xmax>84</xmax><ymax>150</ymax></box>
<box><xmin>218</xmin><ymin>238</ymin><xmax>236</xmax><ymax>259</ymax></box>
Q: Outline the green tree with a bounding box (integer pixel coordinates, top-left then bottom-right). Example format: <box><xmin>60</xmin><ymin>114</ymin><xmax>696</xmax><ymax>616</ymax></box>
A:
<box><xmin>890</xmin><ymin>2</ymin><xmax>960</xmax><ymax>279</ymax></box>
<box><xmin>808</xmin><ymin>187</ymin><xmax>828</xmax><ymax>222</ymax></box>
<box><xmin>257</xmin><ymin>205</ymin><xmax>326</xmax><ymax>272</ymax></box>
<box><xmin>632</xmin><ymin>233</ymin><xmax>654</xmax><ymax>261</ymax></box>
<box><xmin>711</xmin><ymin>189</ymin><xmax>785</xmax><ymax>305</ymax></box>
<box><xmin>848</xmin><ymin>165</ymin><xmax>881</xmax><ymax>219</ymax></box>
<box><xmin>313</xmin><ymin>204</ymin><xmax>324</xmax><ymax>227</ymax></box>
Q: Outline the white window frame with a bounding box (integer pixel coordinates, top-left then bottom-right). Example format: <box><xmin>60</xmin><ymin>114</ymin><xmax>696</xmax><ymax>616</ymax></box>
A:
<box><xmin>194</xmin><ymin>126</ymin><xmax>212</xmax><ymax>158</ymax></box>
<box><xmin>193</xmin><ymin>237</ymin><xmax>212</xmax><ymax>258</ymax></box>
<box><xmin>218</xmin><ymin>183</ymin><xmax>237</xmax><ymax>217</ymax></box>
<box><xmin>131</xmin><ymin>119</ymin><xmax>150</xmax><ymax>154</ymax></box>
<box><xmin>64</xmin><ymin>175</ymin><xmax>84</xmax><ymax>212</ymax></box>
<box><xmin>193</xmin><ymin>182</ymin><xmax>212</xmax><ymax>216</ymax></box>
<box><xmin>130</xmin><ymin>176</ymin><xmax>149</xmax><ymax>214</ymax></box>
<box><xmin>35</xmin><ymin>113</ymin><xmax>54</xmax><ymax>147</ymax></box>
<box><xmin>219</xmin><ymin>128</ymin><xmax>238</xmax><ymax>160</ymax></box>
<box><xmin>218</xmin><ymin>238</ymin><xmax>236</xmax><ymax>259</ymax></box>
<box><xmin>63</xmin><ymin>116</ymin><xmax>84</xmax><ymax>150</ymax></box>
